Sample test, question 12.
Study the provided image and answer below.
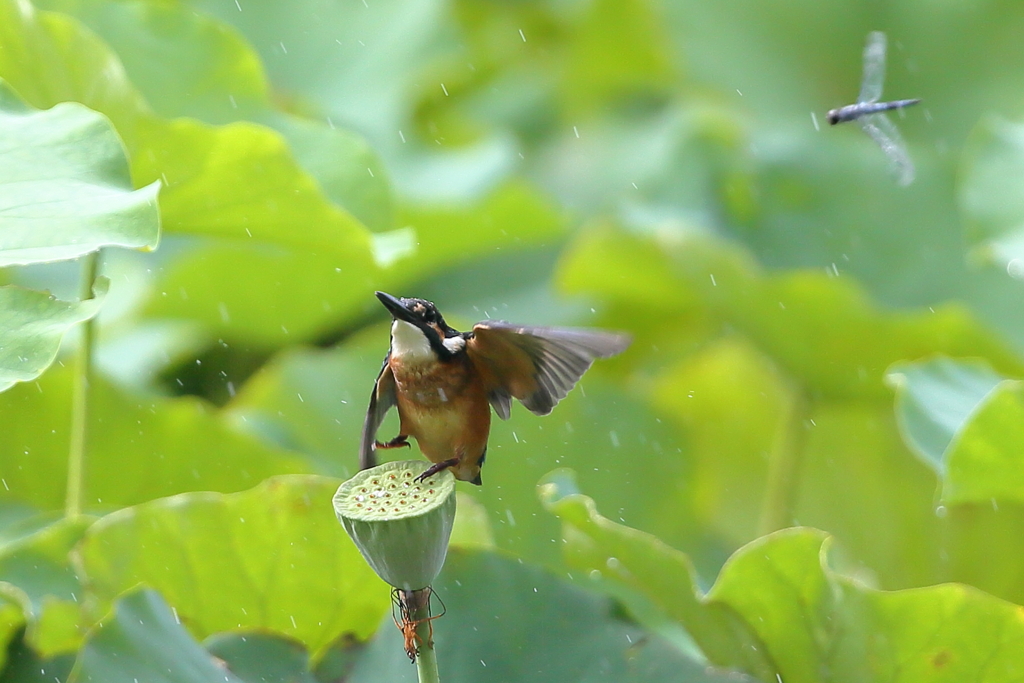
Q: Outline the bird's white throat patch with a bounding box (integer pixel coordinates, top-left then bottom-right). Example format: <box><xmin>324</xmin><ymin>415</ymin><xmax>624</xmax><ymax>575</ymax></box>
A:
<box><xmin>390</xmin><ymin>320</ymin><xmax>466</xmax><ymax>361</ymax></box>
<box><xmin>390</xmin><ymin>320</ymin><xmax>433</xmax><ymax>361</ymax></box>
<box><xmin>443</xmin><ymin>335</ymin><xmax>465</xmax><ymax>353</ymax></box>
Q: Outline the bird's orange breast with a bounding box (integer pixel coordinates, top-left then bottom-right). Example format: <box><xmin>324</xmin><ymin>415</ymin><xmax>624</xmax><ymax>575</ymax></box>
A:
<box><xmin>390</xmin><ymin>355</ymin><xmax>491</xmax><ymax>470</ymax></box>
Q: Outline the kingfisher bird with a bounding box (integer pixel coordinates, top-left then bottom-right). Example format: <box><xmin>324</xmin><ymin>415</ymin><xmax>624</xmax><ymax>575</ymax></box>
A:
<box><xmin>360</xmin><ymin>292</ymin><xmax>631</xmax><ymax>484</ymax></box>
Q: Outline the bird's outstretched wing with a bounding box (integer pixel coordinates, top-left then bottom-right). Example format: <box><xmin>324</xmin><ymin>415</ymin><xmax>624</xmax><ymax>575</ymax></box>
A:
<box><xmin>467</xmin><ymin>322</ymin><xmax>631</xmax><ymax>418</ymax></box>
<box><xmin>359</xmin><ymin>354</ymin><xmax>397</xmax><ymax>470</ymax></box>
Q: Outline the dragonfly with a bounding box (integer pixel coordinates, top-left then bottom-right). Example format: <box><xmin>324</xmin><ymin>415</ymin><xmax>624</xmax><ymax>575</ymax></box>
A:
<box><xmin>827</xmin><ymin>31</ymin><xmax>921</xmax><ymax>186</ymax></box>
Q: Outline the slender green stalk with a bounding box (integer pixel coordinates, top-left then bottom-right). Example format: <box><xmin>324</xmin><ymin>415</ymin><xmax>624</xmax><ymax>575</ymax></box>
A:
<box><xmin>66</xmin><ymin>251</ymin><xmax>99</xmax><ymax>518</ymax></box>
<box><xmin>406</xmin><ymin>588</ymin><xmax>440</xmax><ymax>683</ymax></box>
<box><xmin>758</xmin><ymin>389</ymin><xmax>810</xmax><ymax>536</ymax></box>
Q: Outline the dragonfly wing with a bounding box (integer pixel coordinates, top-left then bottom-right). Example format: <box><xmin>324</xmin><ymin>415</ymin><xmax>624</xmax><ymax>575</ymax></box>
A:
<box><xmin>859</xmin><ymin>112</ymin><xmax>914</xmax><ymax>186</ymax></box>
<box><xmin>858</xmin><ymin>31</ymin><xmax>887</xmax><ymax>104</ymax></box>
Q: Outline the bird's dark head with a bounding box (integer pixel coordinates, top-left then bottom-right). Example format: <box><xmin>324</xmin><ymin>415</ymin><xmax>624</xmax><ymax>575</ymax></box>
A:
<box><xmin>376</xmin><ymin>292</ymin><xmax>463</xmax><ymax>360</ymax></box>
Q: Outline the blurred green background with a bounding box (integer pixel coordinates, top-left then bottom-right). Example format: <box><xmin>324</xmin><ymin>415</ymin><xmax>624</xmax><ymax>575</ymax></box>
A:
<box><xmin>4</xmin><ymin>0</ymin><xmax>1024</xmax><ymax>680</ymax></box>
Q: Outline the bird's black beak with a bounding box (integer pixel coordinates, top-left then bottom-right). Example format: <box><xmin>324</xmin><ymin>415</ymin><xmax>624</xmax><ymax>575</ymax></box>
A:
<box><xmin>375</xmin><ymin>291</ymin><xmax>419</xmax><ymax>326</ymax></box>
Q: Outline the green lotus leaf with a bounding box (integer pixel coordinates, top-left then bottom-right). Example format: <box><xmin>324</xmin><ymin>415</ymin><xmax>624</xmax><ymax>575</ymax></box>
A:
<box><xmin>0</xmin><ymin>280</ymin><xmax>107</xmax><ymax>393</ymax></box>
<box><xmin>76</xmin><ymin>476</ymin><xmax>388</xmax><ymax>658</ymax></box>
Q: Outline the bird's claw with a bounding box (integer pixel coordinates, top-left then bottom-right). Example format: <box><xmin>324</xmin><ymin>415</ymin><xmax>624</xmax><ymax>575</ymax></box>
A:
<box><xmin>375</xmin><ymin>436</ymin><xmax>411</xmax><ymax>450</ymax></box>
<box><xmin>414</xmin><ymin>458</ymin><xmax>459</xmax><ymax>483</ymax></box>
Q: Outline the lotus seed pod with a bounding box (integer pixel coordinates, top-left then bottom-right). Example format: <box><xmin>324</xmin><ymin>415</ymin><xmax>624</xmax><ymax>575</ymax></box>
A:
<box><xmin>334</xmin><ymin>460</ymin><xmax>456</xmax><ymax>591</ymax></box>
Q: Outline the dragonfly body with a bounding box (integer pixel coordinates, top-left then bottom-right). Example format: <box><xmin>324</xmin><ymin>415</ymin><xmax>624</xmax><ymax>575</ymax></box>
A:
<box><xmin>829</xmin><ymin>32</ymin><xmax>920</xmax><ymax>185</ymax></box>
<box><xmin>827</xmin><ymin>98</ymin><xmax>921</xmax><ymax>125</ymax></box>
